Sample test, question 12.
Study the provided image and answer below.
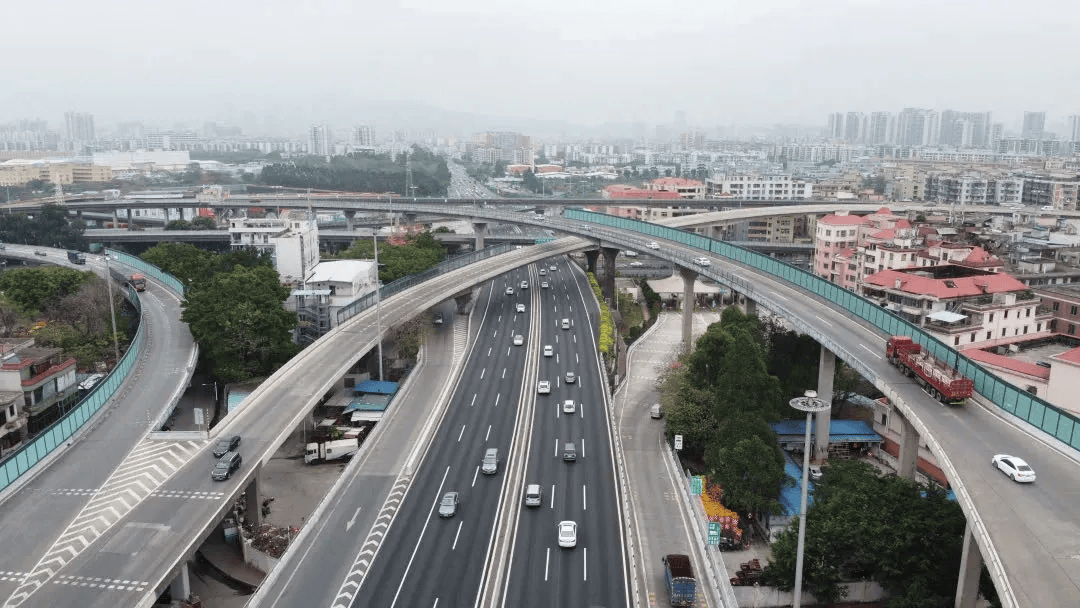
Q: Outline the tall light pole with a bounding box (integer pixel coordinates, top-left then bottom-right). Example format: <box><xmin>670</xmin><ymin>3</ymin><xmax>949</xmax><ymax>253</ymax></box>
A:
<box><xmin>373</xmin><ymin>231</ymin><xmax>383</xmax><ymax>382</ymax></box>
<box><xmin>788</xmin><ymin>389</ymin><xmax>830</xmax><ymax>608</ymax></box>
<box><xmin>103</xmin><ymin>253</ymin><xmax>121</xmax><ymax>364</ymax></box>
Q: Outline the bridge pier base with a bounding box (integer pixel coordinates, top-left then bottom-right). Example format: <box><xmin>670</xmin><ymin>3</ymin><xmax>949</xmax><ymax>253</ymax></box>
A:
<box><xmin>344</xmin><ymin>209</ymin><xmax>356</xmax><ymax>231</ymax></box>
<box><xmin>898</xmin><ymin>413</ymin><xmax>919</xmax><ymax>480</ymax></box>
<box><xmin>455</xmin><ymin>291</ymin><xmax>474</xmax><ymax>315</ymax></box>
<box><xmin>472</xmin><ymin>222</ymin><xmax>488</xmax><ymax>250</ymax></box>
<box><xmin>126</xmin><ymin>207</ymin><xmax>134</xmax><ymax>230</ymax></box>
<box><xmin>679</xmin><ymin>267</ymin><xmax>698</xmax><ymax>352</ymax></box>
<box><xmin>112</xmin><ymin>208</ymin><xmax>119</xmax><ymax>229</ymax></box>
<box><xmin>814</xmin><ymin>348</ymin><xmax>835</xmax><ymax>463</ymax></box>
<box><xmin>735</xmin><ymin>293</ymin><xmax>757</xmax><ymax>316</ymax></box>
<box><xmin>244</xmin><ymin>470</ymin><xmax>262</xmax><ymax>528</ymax></box>
<box><xmin>955</xmin><ymin>522</ymin><xmax>983</xmax><ymax>608</ymax></box>
<box><xmin>170</xmin><ymin>560</ymin><xmax>191</xmax><ymax>603</ymax></box>
<box><xmin>601</xmin><ymin>247</ymin><xmax>619</xmax><ymax>303</ymax></box>
<box><xmin>584</xmin><ymin>250</ymin><xmax>599</xmax><ymax>275</ymax></box>
<box><xmin>404</xmin><ymin>212</ymin><xmax>418</xmax><ymax>225</ymax></box>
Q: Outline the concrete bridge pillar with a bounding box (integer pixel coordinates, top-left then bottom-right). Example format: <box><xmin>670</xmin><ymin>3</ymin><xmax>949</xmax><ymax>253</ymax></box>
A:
<box><xmin>244</xmin><ymin>469</ymin><xmax>262</xmax><ymax>527</ymax></box>
<box><xmin>125</xmin><ymin>207</ymin><xmax>135</xmax><ymax>230</ymax></box>
<box><xmin>679</xmin><ymin>266</ymin><xmax>698</xmax><ymax>351</ymax></box>
<box><xmin>736</xmin><ymin>293</ymin><xmax>757</xmax><ymax>316</ymax></box>
<box><xmin>954</xmin><ymin>523</ymin><xmax>983</xmax><ymax>608</ymax></box>
<box><xmin>455</xmin><ymin>292</ymin><xmax>474</xmax><ymax>314</ymax></box>
<box><xmin>214</xmin><ymin>207</ymin><xmax>228</xmax><ymax>223</ymax></box>
<box><xmin>112</xmin><ymin>208</ymin><xmax>119</xmax><ymax>229</ymax></box>
<box><xmin>175</xmin><ymin>207</ymin><xmax>184</xmax><ymax>223</ymax></box>
<box><xmin>601</xmin><ymin>247</ymin><xmax>619</xmax><ymax>303</ymax></box>
<box><xmin>169</xmin><ymin>561</ymin><xmax>191</xmax><ymax>604</ymax></box>
<box><xmin>898</xmin><ymin>413</ymin><xmax>919</xmax><ymax>480</ymax></box>
<box><xmin>584</xmin><ymin>250</ymin><xmax>599</xmax><ymax>275</ymax></box>
<box><xmin>472</xmin><ymin>222</ymin><xmax>488</xmax><ymax>250</ymax></box>
<box><xmin>404</xmin><ymin>212</ymin><xmax>418</xmax><ymax>225</ymax></box>
<box><xmin>343</xmin><ymin>209</ymin><xmax>356</xmax><ymax>231</ymax></box>
<box><xmin>814</xmin><ymin>348</ymin><xmax>835</xmax><ymax>463</ymax></box>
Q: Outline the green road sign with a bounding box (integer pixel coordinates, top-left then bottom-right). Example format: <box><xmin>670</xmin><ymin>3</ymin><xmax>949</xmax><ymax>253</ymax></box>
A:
<box><xmin>690</xmin><ymin>475</ymin><xmax>704</xmax><ymax>495</ymax></box>
<box><xmin>707</xmin><ymin>522</ymin><xmax>721</xmax><ymax>546</ymax></box>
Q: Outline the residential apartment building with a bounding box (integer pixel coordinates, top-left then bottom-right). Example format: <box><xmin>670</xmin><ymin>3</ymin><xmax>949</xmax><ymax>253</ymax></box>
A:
<box><xmin>706</xmin><ymin>174</ymin><xmax>813</xmax><ymax>200</ymax></box>
<box><xmin>291</xmin><ymin>259</ymin><xmax>379</xmax><ymax>342</ymax></box>
<box><xmin>860</xmin><ymin>265</ymin><xmax>1050</xmax><ymax>350</ymax></box>
<box><xmin>813</xmin><ymin>211</ymin><xmax>871</xmax><ymax>287</ymax></box>
<box><xmin>1022</xmin><ymin>175</ymin><xmax>1080</xmax><ymax>210</ymax></box>
<box><xmin>0</xmin><ymin>339</ymin><xmax>79</xmax><ymax>439</ymax></box>
<box><xmin>1022</xmin><ymin>112</ymin><xmax>1046</xmax><ymax>140</ymax></box>
<box><xmin>646</xmin><ymin>177</ymin><xmax>705</xmax><ymax>199</ymax></box>
<box><xmin>228</xmin><ymin>210</ymin><xmax>320</xmax><ymax>286</ymax></box>
<box><xmin>309</xmin><ymin>124</ymin><xmax>331</xmax><ymax>157</ymax></box>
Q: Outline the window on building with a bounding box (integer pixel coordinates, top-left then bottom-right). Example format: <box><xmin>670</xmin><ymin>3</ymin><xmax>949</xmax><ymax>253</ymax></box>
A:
<box><xmin>989</xmin><ymin>313</ymin><xmax>994</xmax><ymax>322</ymax></box>
<box><xmin>1001</xmin><ymin>328</ymin><xmax>1007</xmax><ymax>336</ymax></box>
<box><xmin>1052</xmin><ymin>302</ymin><xmax>1060</xmax><ymax>311</ymax></box>
<box><xmin>954</xmin><ymin>336</ymin><xmax>960</xmax><ymax>345</ymax></box>
<box><xmin>1023</xmin><ymin>325</ymin><xmax>1028</xmax><ymax>334</ymax></box>
<box><xmin>1073</xmin><ymin>305</ymin><xmax>1079</xmax><ymax>316</ymax></box>
<box><xmin>970</xmin><ymin>332</ymin><xmax>976</xmax><ymax>342</ymax></box>
<box><xmin>1038</xmin><ymin>323</ymin><xmax>1042</xmax><ymax>331</ymax></box>
<box><xmin>986</xmin><ymin>331</ymin><xmax>992</xmax><ymax>340</ymax></box>
<box><xmin>1004</xmin><ymin>310</ymin><xmax>1008</xmax><ymax>319</ymax></box>
<box><xmin>1026</xmin><ymin>308</ymin><xmax>1031</xmax><ymax>317</ymax></box>
<box><xmin>1070</xmin><ymin>324</ymin><xmax>1076</xmax><ymax>335</ymax></box>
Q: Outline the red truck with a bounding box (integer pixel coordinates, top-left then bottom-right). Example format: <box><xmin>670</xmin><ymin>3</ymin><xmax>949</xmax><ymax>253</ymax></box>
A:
<box><xmin>886</xmin><ymin>336</ymin><xmax>973</xmax><ymax>406</ymax></box>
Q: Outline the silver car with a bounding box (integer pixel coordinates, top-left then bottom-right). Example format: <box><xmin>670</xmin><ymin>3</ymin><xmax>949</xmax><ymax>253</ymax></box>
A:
<box><xmin>439</xmin><ymin>491</ymin><xmax>459</xmax><ymax>518</ymax></box>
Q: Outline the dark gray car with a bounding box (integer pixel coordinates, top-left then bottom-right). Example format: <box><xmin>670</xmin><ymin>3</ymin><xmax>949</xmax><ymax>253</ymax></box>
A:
<box><xmin>213</xmin><ymin>435</ymin><xmax>242</xmax><ymax>458</ymax></box>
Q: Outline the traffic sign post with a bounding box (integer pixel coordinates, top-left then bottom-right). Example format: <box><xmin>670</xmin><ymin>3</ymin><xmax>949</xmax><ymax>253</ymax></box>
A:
<box><xmin>690</xmin><ymin>476</ymin><xmax>704</xmax><ymax>495</ymax></box>
<box><xmin>707</xmin><ymin>522</ymin><xmax>721</xmax><ymax>546</ymax></box>
<box><xmin>674</xmin><ymin>434</ymin><xmax>683</xmax><ymax>451</ymax></box>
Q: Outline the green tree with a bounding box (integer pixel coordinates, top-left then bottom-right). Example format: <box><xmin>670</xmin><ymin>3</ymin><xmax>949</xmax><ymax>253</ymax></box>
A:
<box><xmin>0</xmin><ymin>204</ymin><xmax>86</xmax><ymax>249</ymax></box>
<box><xmin>338</xmin><ymin>232</ymin><xmax>445</xmax><ymax>283</ymax></box>
<box><xmin>141</xmin><ymin>242</ymin><xmax>216</xmax><ymax>287</ymax></box>
<box><xmin>704</xmin><ymin>431</ymin><xmax>788</xmax><ymax>517</ymax></box>
<box><xmin>0</xmin><ymin>267</ymin><xmax>95</xmax><ymax>315</ymax></box>
<box><xmin>181</xmin><ymin>265</ymin><xmax>300</xmax><ymax>381</ymax></box>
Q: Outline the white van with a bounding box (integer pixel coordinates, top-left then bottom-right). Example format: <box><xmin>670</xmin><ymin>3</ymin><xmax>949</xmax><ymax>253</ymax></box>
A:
<box><xmin>524</xmin><ymin>484</ymin><xmax>542</xmax><ymax>507</ymax></box>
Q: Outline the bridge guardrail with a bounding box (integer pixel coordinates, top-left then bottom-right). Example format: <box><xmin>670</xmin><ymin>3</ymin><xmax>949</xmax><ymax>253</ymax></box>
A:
<box><xmin>106</xmin><ymin>248</ymin><xmax>185</xmax><ymax>296</ymax></box>
<box><xmin>566</xmin><ymin>208</ymin><xmax>1080</xmax><ymax>453</ymax></box>
<box><xmin>336</xmin><ymin>244</ymin><xmax>516</xmax><ymax>325</ymax></box>
<box><xmin>0</xmin><ymin>284</ymin><xmax>144</xmax><ymax>493</ymax></box>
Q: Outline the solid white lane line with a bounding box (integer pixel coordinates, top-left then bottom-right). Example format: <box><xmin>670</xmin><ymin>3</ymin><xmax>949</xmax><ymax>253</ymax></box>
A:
<box><xmin>550</xmin><ymin>485</ymin><xmax>555</xmax><ymax>508</ymax></box>
<box><xmin>814</xmin><ymin>315</ymin><xmax>833</xmax><ymax>327</ymax></box>
<box><xmin>544</xmin><ymin>548</ymin><xmax>550</xmax><ymax>581</ymax></box>
<box><xmin>583</xmin><ymin>547</ymin><xmax>587</xmax><ymax>581</ymax></box>
<box><xmin>485</xmin><ymin>425</ymin><xmax>491</xmax><ymax>441</ymax></box>
<box><xmin>451</xmin><ymin>522</ymin><xmax>463</xmax><ymax>551</ymax></box>
<box><xmin>859</xmin><ymin>344</ymin><xmax>882</xmax><ymax>358</ymax></box>
<box><xmin>457</xmin><ymin>425</ymin><xmax>466</xmax><ymax>442</ymax></box>
<box><xmin>583</xmin><ymin>485</ymin><xmax>587</xmax><ymax>511</ymax></box>
<box><xmin>389</xmin><ymin>466</ymin><xmax>450</xmax><ymax>608</ymax></box>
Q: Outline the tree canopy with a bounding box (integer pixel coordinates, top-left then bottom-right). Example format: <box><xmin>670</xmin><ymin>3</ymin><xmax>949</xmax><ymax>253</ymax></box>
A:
<box><xmin>337</xmin><ymin>232</ymin><xmax>445</xmax><ymax>283</ymax></box>
<box><xmin>140</xmin><ymin>243</ymin><xmax>273</xmax><ymax>289</ymax></box>
<box><xmin>0</xmin><ymin>204</ymin><xmax>87</xmax><ymax>249</ymax></box>
<box><xmin>180</xmin><ymin>265</ymin><xmax>299</xmax><ymax>382</ymax></box>
<box><xmin>761</xmin><ymin>460</ymin><xmax>968</xmax><ymax>606</ymax></box>
<box><xmin>0</xmin><ymin>266</ymin><xmax>96</xmax><ymax>315</ymax></box>
<box><xmin>258</xmin><ymin>146</ymin><xmax>450</xmax><ymax>196</ymax></box>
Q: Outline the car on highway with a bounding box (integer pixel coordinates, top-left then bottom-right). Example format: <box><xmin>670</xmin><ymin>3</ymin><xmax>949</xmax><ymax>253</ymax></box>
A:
<box><xmin>565</xmin><ymin>371</ymin><xmax>576</xmax><ymax>384</ymax></box>
<box><xmin>541</xmin><ymin>281</ymin><xmax>549</xmax><ymax>288</ymax></box>
<box><xmin>562</xmin><ymin>399</ymin><xmax>576</xmax><ymax>414</ymax></box>
<box><xmin>539</xmin><ymin>268</ymin><xmax>546</xmax><ymax>275</ymax></box>
<box><xmin>516</xmin><ymin>303</ymin><xmax>526</xmax><ymax>313</ymax></box>
<box><xmin>693</xmin><ymin>257</ymin><xmax>711</xmax><ymax>266</ymax></box>
<box><xmin>520</xmin><ymin>280</ymin><xmax>529</xmax><ymax>289</ymax></box>
<box><xmin>211</xmin><ymin>451</ymin><xmax>242</xmax><ymax>481</ymax></box>
<box><xmin>549</xmin><ymin>265</ymin><xmax>557</xmax><ymax>271</ymax></box>
<box><xmin>524</xmin><ymin>484</ymin><xmax>542</xmax><ymax>507</ymax></box>
<box><xmin>439</xmin><ymin>491</ymin><xmax>459</xmax><ymax>518</ymax></box>
<box><xmin>650</xmin><ymin>403</ymin><xmax>662</xmax><ymax>419</ymax></box>
<box><xmin>513</xmin><ymin>334</ymin><xmax>524</xmax><ymax>346</ymax></box>
<box><xmin>543</xmin><ymin>345</ymin><xmax>553</xmax><ymax>357</ymax></box>
<box><xmin>505</xmin><ymin>287</ymin><xmax>514</xmax><ymax>295</ymax></box>
<box><xmin>629</xmin><ymin>261</ymin><xmax>644</xmax><ymax>267</ymax></box>
<box><xmin>991</xmin><ymin>454</ymin><xmax>1036</xmax><ymax>483</ymax></box>
<box><xmin>34</xmin><ymin>250</ymin><xmax>47</xmax><ymax>257</ymax></box>
<box><xmin>647</xmin><ymin>241</ymin><xmax>660</xmax><ymax>249</ymax></box>
<box><xmin>537</xmin><ymin>380</ymin><xmax>551</xmax><ymax>394</ymax></box>
<box><xmin>481</xmin><ymin>448</ymin><xmax>499</xmax><ymax>475</ymax></box>
<box><xmin>213</xmin><ymin>434</ymin><xmax>242</xmax><ymax>458</ymax></box>
<box><xmin>558</xmin><ymin>521</ymin><xmax>577</xmax><ymax>548</ymax></box>
<box><xmin>561</xmin><ymin>318</ymin><xmax>570</xmax><ymax>329</ymax></box>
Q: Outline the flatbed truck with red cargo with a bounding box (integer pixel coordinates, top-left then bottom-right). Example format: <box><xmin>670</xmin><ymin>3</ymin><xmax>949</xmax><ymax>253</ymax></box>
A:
<box><xmin>886</xmin><ymin>335</ymin><xmax>974</xmax><ymax>406</ymax></box>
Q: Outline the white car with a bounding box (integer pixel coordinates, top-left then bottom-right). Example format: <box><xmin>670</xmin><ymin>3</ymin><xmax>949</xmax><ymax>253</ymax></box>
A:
<box><xmin>537</xmin><ymin>380</ymin><xmax>551</xmax><ymax>394</ymax></box>
<box><xmin>549</xmin><ymin>265</ymin><xmax>557</xmax><ymax>271</ymax></box>
<box><xmin>505</xmin><ymin>287</ymin><xmax>514</xmax><ymax>295</ymax></box>
<box><xmin>991</xmin><ymin>454</ymin><xmax>1036</xmax><ymax>483</ymax></box>
<box><xmin>629</xmin><ymin>261</ymin><xmax>643</xmax><ymax>267</ymax></box>
<box><xmin>513</xmin><ymin>334</ymin><xmax>524</xmax><ymax>346</ymax></box>
<box><xmin>541</xmin><ymin>281</ymin><xmax>549</xmax><ymax>288</ymax></box>
<box><xmin>693</xmin><ymin>257</ymin><xmax>711</xmax><ymax>266</ymax></box>
<box><xmin>516</xmin><ymin>303</ymin><xmax>526</xmax><ymax>313</ymax></box>
<box><xmin>565</xmin><ymin>371</ymin><xmax>576</xmax><ymax>384</ymax></box>
<box><xmin>646</xmin><ymin>241</ymin><xmax>660</xmax><ymax>249</ymax></box>
<box><xmin>539</xmin><ymin>268</ymin><xmax>546</xmax><ymax>275</ymax></box>
<box><xmin>562</xmin><ymin>399</ymin><xmax>576</xmax><ymax>414</ymax></box>
<box><xmin>543</xmin><ymin>345</ymin><xmax>553</xmax><ymax>357</ymax></box>
<box><xmin>520</xmin><ymin>280</ymin><xmax>529</xmax><ymax>289</ymax></box>
<box><xmin>558</xmin><ymin>520</ymin><xmax>577</xmax><ymax>548</ymax></box>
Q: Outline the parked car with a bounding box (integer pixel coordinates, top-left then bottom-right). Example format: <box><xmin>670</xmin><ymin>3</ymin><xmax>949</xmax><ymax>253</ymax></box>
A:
<box><xmin>213</xmin><ymin>435</ymin><xmax>242</xmax><ymax>458</ymax></box>
<box><xmin>439</xmin><ymin>491</ymin><xmax>459</xmax><ymax>518</ymax></box>
<box><xmin>650</xmin><ymin>403</ymin><xmax>662</xmax><ymax>419</ymax></box>
<box><xmin>991</xmin><ymin>454</ymin><xmax>1036</xmax><ymax>483</ymax></box>
<box><xmin>558</xmin><ymin>520</ymin><xmax>578</xmax><ymax>547</ymax></box>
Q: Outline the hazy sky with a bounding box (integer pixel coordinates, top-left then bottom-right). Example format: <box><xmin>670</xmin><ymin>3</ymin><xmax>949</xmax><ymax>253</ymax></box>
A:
<box><xmin>3</xmin><ymin>0</ymin><xmax>1078</xmax><ymax>133</ymax></box>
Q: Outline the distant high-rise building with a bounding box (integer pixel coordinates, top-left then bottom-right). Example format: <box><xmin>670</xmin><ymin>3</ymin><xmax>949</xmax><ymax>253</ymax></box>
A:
<box><xmin>352</xmin><ymin>125</ymin><xmax>374</xmax><ymax>148</ymax></box>
<box><xmin>1067</xmin><ymin>115</ymin><xmax>1080</xmax><ymax>142</ymax></box>
<box><xmin>827</xmin><ymin>113</ymin><xmax>845</xmax><ymax>139</ymax></box>
<box><xmin>940</xmin><ymin>110</ymin><xmax>992</xmax><ymax>148</ymax></box>
<box><xmin>64</xmin><ymin>112</ymin><xmax>95</xmax><ymax>144</ymax></box>
<box><xmin>989</xmin><ymin>123</ymin><xmax>1005</xmax><ymax>150</ymax></box>
<box><xmin>844</xmin><ymin>112</ymin><xmax>867</xmax><ymax>144</ymax></box>
<box><xmin>896</xmin><ymin>108</ymin><xmax>939</xmax><ymax>146</ymax></box>
<box><xmin>1022</xmin><ymin>111</ymin><xmax>1046</xmax><ymax>139</ymax></box>
<box><xmin>868</xmin><ymin>112</ymin><xmax>894</xmax><ymax>145</ymax></box>
<box><xmin>309</xmin><ymin>124</ymin><xmax>331</xmax><ymax>156</ymax></box>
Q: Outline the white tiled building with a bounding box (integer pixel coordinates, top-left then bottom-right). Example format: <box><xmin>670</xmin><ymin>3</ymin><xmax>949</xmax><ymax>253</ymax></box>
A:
<box><xmin>228</xmin><ymin>210</ymin><xmax>320</xmax><ymax>285</ymax></box>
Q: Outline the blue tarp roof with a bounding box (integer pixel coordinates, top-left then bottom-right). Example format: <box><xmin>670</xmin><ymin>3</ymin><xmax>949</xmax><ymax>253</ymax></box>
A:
<box><xmin>227</xmin><ymin>391</ymin><xmax>249</xmax><ymax>414</ymax></box>
<box><xmin>779</xmin><ymin>454</ymin><xmax>817</xmax><ymax>516</ymax></box>
<box><xmin>354</xmin><ymin>380</ymin><xmax>399</xmax><ymax>395</ymax></box>
<box><xmin>770</xmin><ymin>419</ymin><xmax>883</xmax><ymax>443</ymax></box>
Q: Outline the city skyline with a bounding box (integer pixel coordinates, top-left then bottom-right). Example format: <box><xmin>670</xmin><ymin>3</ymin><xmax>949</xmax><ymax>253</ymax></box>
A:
<box><xmin>1</xmin><ymin>0</ymin><xmax>1077</xmax><ymax>134</ymax></box>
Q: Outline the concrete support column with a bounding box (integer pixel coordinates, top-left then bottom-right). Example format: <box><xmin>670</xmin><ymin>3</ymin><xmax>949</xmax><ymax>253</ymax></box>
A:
<box><xmin>175</xmin><ymin>207</ymin><xmax>184</xmax><ymax>223</ymax></box>
<box><xmin>584</xmin><ymin>250</ymin><xmax>599</xmax><ymax>275</ymax></box>
<box><xmin>214</xmin><ymin>207</ymin><xmax>227</xmax><ymax>223</ymax></box>
<box><xmin>679</xmin><ymin>266</ymin><xmax>698</xmax><ymax>352</ymax></box>
<box><xmin>125</xmin><ymin>207</ymin><xmax>134</xmax><ymax>230</ymax></box>
<box><xmin>170</xmin><ymin>560</ymin><xmax>191</xmax><ymax>603</ymax></box>
<box><xmin>404</xmin><ymin>212</ymin><xmax>417</xmax><ymax>225</ymax></box>
<box><xmin>601</xmin><ymin>247</ymin><xmax>619</xmax><ymax>303</ymax></box>
<box><xmin>112</xmin><ymin>208</ymin><xmax>119</xmax><ymax>229</ymax></box>
<box><xmin>343</xmin><ymin>209</ymin><xmax>356</xmax><ymax>231</ymax></box>
<box><xmin>954</xmin><ymin>523</ymin><xmax>983</xmax><ymax>608</ymax></box>
<box><xmin>454</xmin><ymin>292</ymin><xmax>473</xmax><ymax>314</ymax></box>
<box><xmin>814</xmin><ymin>348</ymin><xmax>835</xmax><ymax>463</ymax></box>
<box><xmin>245</xmin><ymin>473</ymin><xmax>262</xmax><ymax>527</ymax></box>
<box><xmin>897</xmin><ymin>414</ymin><xmax>919</xmax><ymax>480</ymax></box>
<box><xmin>472</xmin><ymin>222</ymin><xmax>488</xmax><ymax>250</ymax></box>
<box><xmin>743</xmin><ymin>295</ymin><xmax>757</xmax><ymax>316</ymax></box>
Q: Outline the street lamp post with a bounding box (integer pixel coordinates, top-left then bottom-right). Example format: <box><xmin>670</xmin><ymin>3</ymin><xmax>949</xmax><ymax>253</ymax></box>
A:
<box><xmin>373</xmin><ymin>232</ymin><xmax>384</xmax><ymax>382</ymax></box>
<box><xmin>788</xmin><ymin>389</ymin><xmax>830</xmax><ymax>608</ymax></box>
<box><xmin>103</xmin><ymin>253</ymin><xmax>121</xmax><ymax>364</ymax></box>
